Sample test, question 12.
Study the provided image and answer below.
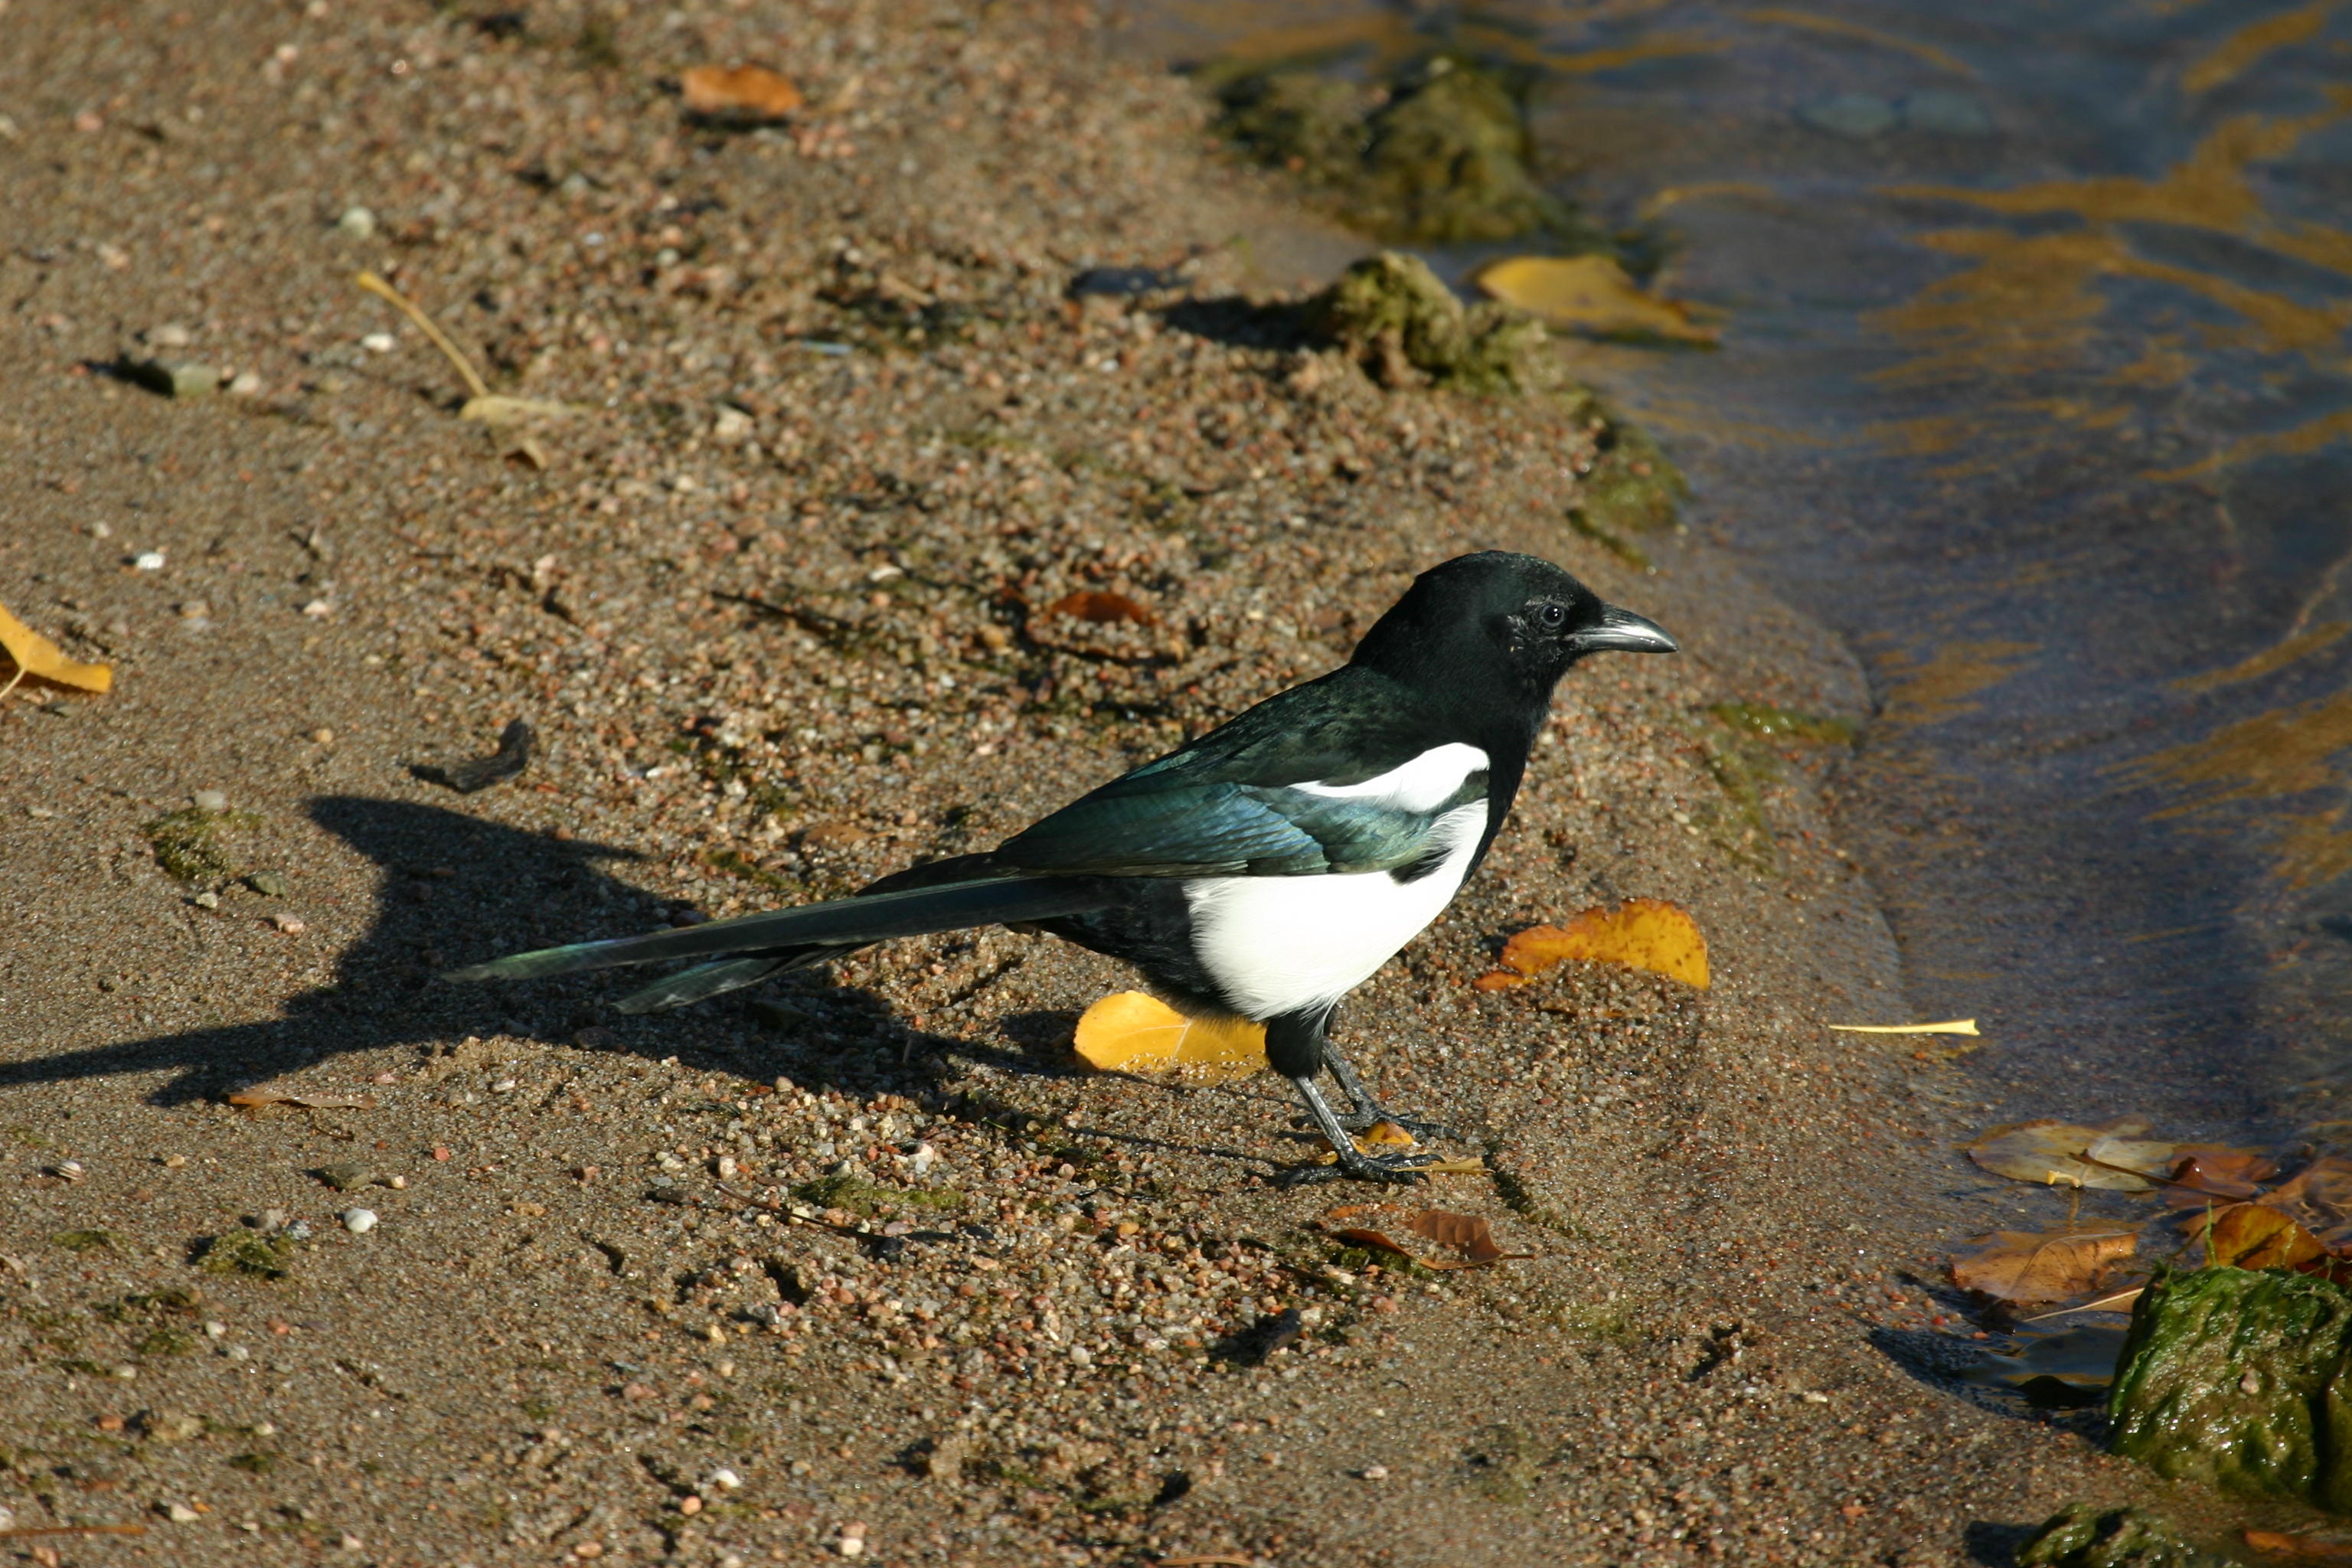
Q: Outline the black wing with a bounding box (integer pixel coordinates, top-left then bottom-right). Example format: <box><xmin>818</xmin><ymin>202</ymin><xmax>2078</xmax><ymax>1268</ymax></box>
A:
<box><xmin>994</xmin><ymin>666</ymin><xmax>1483</xmax><ymax>877</ymax></box>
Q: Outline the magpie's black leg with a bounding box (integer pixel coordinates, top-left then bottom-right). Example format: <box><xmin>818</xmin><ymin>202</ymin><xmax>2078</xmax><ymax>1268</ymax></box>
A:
<box><xmin>1265</xmin><ymin>1011</ymin><xmax>1432</xmax><ymax>1185</ymax></box>
<box><xmin>1322</xmin><ymin>1043</ymin><xmax>1453</xmax><ymax>1142</ymax></box>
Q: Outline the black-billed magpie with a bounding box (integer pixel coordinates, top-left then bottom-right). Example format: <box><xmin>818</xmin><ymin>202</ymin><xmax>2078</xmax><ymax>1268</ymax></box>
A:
<box><xmin>448</xmin><ymin>551</ymin><xmax>1676</xmax><ymax>1181</ymax></box>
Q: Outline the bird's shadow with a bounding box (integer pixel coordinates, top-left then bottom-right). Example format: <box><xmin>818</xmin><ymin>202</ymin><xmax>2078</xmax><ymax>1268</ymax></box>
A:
<box><xmin>10</xmin><ymin>795</ymin><xmax>1061</xmax><ymax>1108</ymax></box>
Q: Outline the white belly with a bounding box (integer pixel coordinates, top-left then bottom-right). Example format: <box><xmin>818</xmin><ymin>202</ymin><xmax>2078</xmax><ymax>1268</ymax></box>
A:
<box><xmin>1182</xmin><ymin>801</ymin><xmax>1488</xmax><ymax>1019</ymax></box>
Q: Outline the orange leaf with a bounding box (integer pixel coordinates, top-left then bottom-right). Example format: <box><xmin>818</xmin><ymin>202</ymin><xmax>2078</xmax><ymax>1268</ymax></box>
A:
<box><xmin>225</xmin><ymin>1089</ymin><xmax>378</xmax><ymax>1110</ymax></box>
<box><xmin>1949</xmin><ymin>1228</ymin><xmax>2138</xmax><ymax>1307</ymax></box>
<box><xmin>2207</xmin><ymin>1203</ymin><xmax>2330</xmax><ymax>1272</ymax></box>
<box><xmin>2163</xmin><ymin>1150</ymin><xmax>2276</xmax><ymax>1201</ymax></box>
<box><xmin>1044</xmin><ymin>590</ymin><xmax>1155</xmax><ymax>626</ymax></box>
<box><xmin>1486</xmin><ymin>898</ymin><xmax>1709</xmax><ymax>990</ymax></box>
<box><xmin>2246</xmin><ymin>1529</ymin><xmax>2352</xmax><ymax>1560</ymax></box>
<box><xmin>1325</xmin><ymin>1204</ymin><xmax>1532</xmax><ymax>1269</ymax></box>
<box><xmin>680</xmin><ymin>64</ymin><xmax>804</xmax><ymax>119</ymax></box>
<box><xmin>0</xmin><ymin>600</ymin><xmax>113</xmax><ymax>695</ymax></box>
<box><xmin>1070</xmin><ymin>991</ymin><xmax>1264</xmax><ymax>1083</ymax></box>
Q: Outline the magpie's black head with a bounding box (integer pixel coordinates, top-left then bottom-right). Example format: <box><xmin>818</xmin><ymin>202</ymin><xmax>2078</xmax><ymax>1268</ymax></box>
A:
<box><xmin>1350</xmin><ymin>550</ymin><xmax>1677</xmax><ymax>721</ymax></box>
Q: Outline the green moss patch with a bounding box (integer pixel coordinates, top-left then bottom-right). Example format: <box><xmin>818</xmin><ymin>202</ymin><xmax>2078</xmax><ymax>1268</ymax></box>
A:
<box><xmin>143</xmin><ymin>807</ymin><xmax>263</xmax><ymax>883</ymax></box>
<box><xmin>2108</xmin><ymin>1264</ymin><xmax>2352</xmax><ymax>1510</ymax></box>
<box><xmin>2017</xmin><ymin>1502</ymin><xmax>2227</xmax><ymax>1568</ymax></box>
<box><xmin>1307</xmin><ymin>252</ymin><xmax>1550</xmax><ymax>394</ymax></box>
<box><xmin>197</xmin><ymin>1231</ymin><xmax>299</xmax><ymax>1280</ymax></box>
<box><xmin>51</xmin><ymin>1229</ymin><xmax>122</xmax><ymax>1253</ymax></box>
<box><xmin>1707</xmin><ymin>702</ymin><xmax>1857</xmax><ymax>745</ymax></box>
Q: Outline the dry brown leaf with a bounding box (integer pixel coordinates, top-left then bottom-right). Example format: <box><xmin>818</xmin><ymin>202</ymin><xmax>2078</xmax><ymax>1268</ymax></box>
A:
<box><xmin>1044</xmin><ymin>590</ymin><xmax>1155</xmax><ymax>626</ymax></box>
<box><xmin>2246</xmin><ymin>1529</ymin><xmax>2352</xmax><ymax>1560</ymax></box>
<box><xmin>1475</xmin><ymin>898</ymin><xmax>1710</xmax><ymax>991</ymax></box>
<box><xmin>681</xmin><ymin>64</ymin><xmax>805</xmax><ymax>119</ymax></box>
<box><xmin>0</xmin><ymin>600</ymin><xmax>113</xmax><ymax>696</ymax></box>
<box><xmin>1949</xmin><ymin>1228</ymin><xmax>2138</xmax><ymax>1307</ymax></box>
<box><xmin>2206</xmin><ymin>1202</ymin><xmax>2331</xmax><ymax>1272</ymax></box>
<box><xmin>1325</xmin><ymin>1204</ymin><xmax>1532</xmax><ymax>1269</ymax></box>
<box><xmin>1475</xmin><ymin>254</ymin><xmax>1719</xmax><ymax>345</ymax></box>
<box><xmin>224</xmin><ymin>1089</ymin><xmax>379</xmax><ymax>1110</ymax></box>
<box><xmin>1070</xmin><ymin>991</ymin><xmax>1263</xmax><ymax>1083</ymax></box>
<box><xmin>1965</xmin><ymin>1117</ymin><xmax>2162</xmax><ymax>1190</ymax></box>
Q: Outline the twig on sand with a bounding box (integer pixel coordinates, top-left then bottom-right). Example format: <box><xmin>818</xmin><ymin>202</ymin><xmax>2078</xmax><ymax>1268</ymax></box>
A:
<box><xmin>354</xmin><ymin>270</ymin><xmax>489</xmax><ymax>400</ymax></box>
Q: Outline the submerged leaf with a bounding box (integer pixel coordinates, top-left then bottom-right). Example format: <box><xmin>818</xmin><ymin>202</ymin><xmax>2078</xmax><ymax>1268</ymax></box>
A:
<box><xmin>1951</xmin><ymin>1228</ymin><xmax>2138</xmax><ymax>1307</ymax></box>
<box><xmin>1474</xmin><ymin>254</ymin><xmax>1718</xmax><ymax>345</ymax></box>
<box><xmin>2207</xmin><ymin>1204</ymin><xmax>2331</xmax><ymax>1272</ymax></box>
<box><xmin>1962</xmin><ymin>1321</ymin><xmax>2130</xmax><ymax>1406</ymax></box>
<box><xmin>1967</xmin><ymin>1117</ymin><xmax>2162</xmax><ymax>1190</ymax></box>
<box><xmin>1477</xmin><ymin>898</ymin><xmax>1710</xmax><ymax>991</ymax></box>
<box><xmin>1071</xmin><ymin>992</ymin><xmax>1265</xmax><ymax>1083</ymax></box>
<box><xmin>0</xmin><ymin>599</ymin><xmax>113</xmax><ymax>695</ymax></box>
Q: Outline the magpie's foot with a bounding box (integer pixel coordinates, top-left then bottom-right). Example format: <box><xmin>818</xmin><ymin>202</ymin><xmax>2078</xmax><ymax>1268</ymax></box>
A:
<box><xmin>1333</xmin><ymin>1106</ymin><xmax>1455</xmax><ymax>1142</ymax></box>
<box><xmin>1276</xmin><ymin>1149</ymin><xmax>1435</xmax><ymax>1187</ymax></box>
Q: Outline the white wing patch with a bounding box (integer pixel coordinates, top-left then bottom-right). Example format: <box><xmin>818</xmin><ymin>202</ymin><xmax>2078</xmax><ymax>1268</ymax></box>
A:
<box><xmin>1287</xmin><ymin>742</ymin><xmax>1489</xmax><ymax>813</ymax></box>
<box><xmin>1184</xmin><ymin>801</ymin><xmax>1488</xmax><ymax>1021</ymax></box>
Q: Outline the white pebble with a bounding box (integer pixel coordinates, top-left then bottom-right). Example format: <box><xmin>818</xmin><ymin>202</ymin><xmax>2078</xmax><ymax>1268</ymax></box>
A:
<box><xmin>135</xmin><ymin>550</ymin><xmax>166</xmax><ymax>570</ymax></box>
<box><xmin>341</xmin><ymin>1207</ymin><xmax>378</xmax><ymax>1234</ymax></box>
<box><xmin>228</xmin><ymin>370</ymin><xmax>263</xmax><ymax>396</ymax></box>
<box><xmin>301</xmin><ymin>598</ymin><xmax>334</xmax><ymax>618</ymax></box>
<box><xmin>361</xmin><ymin>332</ymin><xmax>394</xmax><ymax>354</ymax></box>
<box><xmin>164</xmin><ymin>1501</ymin><xmax>199</xmax><ymax>1524</ymax></box>
<box><xmin>338</xmin><ymin>206</ymin><xmax>377</xmax><ymax>238</ymax></box>
<box><xmin>707</xmin><ymin>1467</ymin><xmax>743</xmax><ymax>1491</ymax></box>
<box><xmin>491</xmin><ymin>1078</ymin><xmax>518</xmax><ymax>1093</ymax></box>
<box><xmin>1361</xmin><ymin>1464</ymin><xmax>1389</xmax><ymax>1480</ymax></box>
<box><xmin>192</xmin><ymin>789</ymin><xmax>227</xmax><ymax>812</ymax></box>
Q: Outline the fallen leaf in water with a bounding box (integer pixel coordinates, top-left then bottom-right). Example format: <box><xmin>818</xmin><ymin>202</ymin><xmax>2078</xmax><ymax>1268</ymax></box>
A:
<box><xmin>225</xmin><ymin>1089</ymin><xmax>378</xmax><ymax>1110</ymax></box>
<box><xmin>2246</xmin><ymin>1530</ymin><xmax>2352</xmax><ymax>1560</ymax></box>
<box><xmin>1043</xmin><ymin>590</ymin><xmax>1155</xmax><ymax>626</ymax></box>
<box><xmin>1828</xmin><ymin>1019</ymin><xmax>1979</xmax><ymax>1035</ymax></box>
<box><xmin>681</xmin><ymin>64</ymin><xmax>804</xmax><ymax>119</ymax></box>
<box><xmin>2265</xmin><ymin>1153</ymin><xmax>2352</xmax><ymax>1231</ymax></box>
<box><xmin>1962</xmin><ymin>1321</ymin><xmax>2128</xmax><ymax>1406</ymax></box>
<box><xmin>1950</xmin><ymin>1228</ymin><xmax>2139</xmax><ymax>1307</ymax></box>
<box><xmin>1474</xmin><ymin>254</ymin><xmax>1718</xmax><ymax>345</ymax></box>
<box><xmin>1325</xmin><ymin>1204</ymin><xmax>1532</xmax><ymax>1269</ymax></box>
<box><xmin>1966</xmin><ymin>1117</ymin><xmax>2162</xmax><ymax>1190</ymax></box>
<box><xmin>1476</xmin><ymin>899</ymin><xmax>1710</xmax><ymax>991</ymax></box>
<box><xmin>1071</xmin><ymin>991</ymin><xmax>1264</xmax><ymax>1082</ymax></box>
<box><xmin>0</xmin><ymin>600</ymin><xmax>113</xmax><ymax>696</ymax></box>
<box><xmin>2161</xmin><ymin>1150</ymin><xmax>2277</xmax><ymax>1203</ymax></box>
<box><xmin>2017</xmin><ymin>1285</ymin><xmax>2145</xmax><ymax>1322</ymax></box>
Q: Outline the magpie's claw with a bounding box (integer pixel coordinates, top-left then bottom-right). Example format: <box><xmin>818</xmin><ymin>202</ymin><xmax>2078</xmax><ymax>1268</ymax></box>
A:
<box><xmin>1276</xmin><ymin>1150</ymin><xmax>1436</xmax><ymax>1187</ymax></box>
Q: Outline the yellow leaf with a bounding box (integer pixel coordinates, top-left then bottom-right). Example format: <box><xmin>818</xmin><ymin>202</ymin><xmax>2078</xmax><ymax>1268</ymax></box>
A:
<box><xmin>459</xmin><ymin>394</ymin><xmax>581</xmax><ymax>426</ymax></box>
<box><xmin>1475</xmin><ymin>254</ymin><xmax>1719</xmax><ymax>345</ymax></box>
<box><xmin>0</xmin><ymin>600</ymin><xmax>113</xmax><ymax>696</ymax></box>
<box><xmin>1482</xmin><ymin>898</ymin><xmax>1710</xmax><ymax>990</ymax></box>
<box><xmin>1828</xmin><ymin>1019</ymin><xmax>1979</xmax><ymax>1035</ymax></box>
<box><xmin>1966</xmin><ymin>1117</ymin><xmax>2163</xmax><ymax>1191</ymax></box>
<box><xmin>1071</xmin><ymin>992</ymin><xmax>1265</xmax><ymax>1083</ymax></box>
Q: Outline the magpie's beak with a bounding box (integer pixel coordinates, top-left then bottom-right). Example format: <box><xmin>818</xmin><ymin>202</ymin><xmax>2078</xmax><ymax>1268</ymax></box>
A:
<box><xmin>1570</xmin><ymin>604</ymin><xmax>1679</xmax><ymax>655</ymax></box>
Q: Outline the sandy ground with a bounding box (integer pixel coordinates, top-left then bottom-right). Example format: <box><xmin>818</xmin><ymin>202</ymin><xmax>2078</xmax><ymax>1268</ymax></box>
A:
<box><xmin>0</xmin><ymin>2</ymin><xmax>2238</xmax><ymax>1564</ymax></box>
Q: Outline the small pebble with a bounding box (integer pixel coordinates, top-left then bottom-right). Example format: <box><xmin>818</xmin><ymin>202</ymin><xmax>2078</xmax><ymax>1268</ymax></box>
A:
<box><xmin>1361</xmin><ymin>1464</ymin><xmax>1389</xmax><ymax>1480</ymax></box>
<box><xmin>245</xmin><ymin>871</ymin><xmax>288</xmax><ymax>897</ymax></box>
<box><xmin>492</xmin><ymin>1077</ymin><xmax>518</xmax><ymax>1093</ymax></box>
<box><xmin>707</xmin><ymin>1467</ymin><xmax>743</xmax><ymax>1491</ymax></box>
<box><xmin>228</xmin><ymin>370</ymin><xmax>263</xmax><ymax>396</ymax></box>
<box><xmin>337</xmin><ymin>205</ymin><xmax>377</xmax><ymax>238</ymax></box>
<box><xmin>163</xmin><ymin>1501</ymin><xmax>200</xmax><ymax>1524</ymax></box>
<box><xmin>283</xmin><ymin>1219</ymin><xmax>313</xmax><ymax>1241</ymax></box>
<box><xmin>310</xmin><ymin>727</ymin><xmax>335</xmax><ymax>744</ymax></box>
<box><xmin>56</xmin><ymin>1161</ymin><xmax>84</xmax><ymax>1181</ymax></box>
<box><xmin>341</xmin><ymin>1208</ymin><xmax>378</xmax><ymax>1234</ymax></box>
<box><xmin>192</xmin><ymin>890</ymin><xmax>221</xmax><ymax>910</ymax></box>
<box><xmin>191</xmin><ymin>789</ymin><xmax>227</xmax><ymax>812</ymax></box>
<box><xmin>301</xmin><ymin>598</ymin><xmax>334</xmax><ymax>618</ymax></box>
<box><xmin>148</xmin><ymin>322</ymin><xmax>193</xmax><ymax>348</ymax></box>
<box><xmin>134</xmin><ymin>550</ymin><xmax>166</xmax><ymax>570</ymax></box>
<box><xmin>267</xmin><ymin>911</ymin><xmax>305</xmax><ymax>934</ymax></box>
<box><xmin>177</xmin><ymin>599</ymin><xmax>210</xmax><ymax>619</ymax></box>
<box><xmin>361</xmin><ymin>332</ymin><xmax>394</xmax><ymax>353</ymax></box>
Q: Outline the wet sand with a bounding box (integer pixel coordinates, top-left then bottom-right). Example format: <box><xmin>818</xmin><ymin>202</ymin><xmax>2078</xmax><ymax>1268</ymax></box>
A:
<box><xmin>0</xmin><ymin>2</ymin><xmax>2220</xmax><ymax>1563</ymax></box>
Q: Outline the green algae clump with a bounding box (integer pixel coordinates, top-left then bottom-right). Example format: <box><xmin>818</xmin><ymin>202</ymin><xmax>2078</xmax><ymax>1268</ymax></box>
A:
<box><xmin>1214</xmin><ymin>56</ymin><xmax>1595</xmax><ymax>247</ymax></box>
<box><xmin>2108</xmin><ymin>1263</ymin><xmax>2352</xmax><ymax>1511</ymax></box>
<box><xmin>1307</xmin><ymin>252</ymin><xmax>1548</xmax><ymax>394</ymax></box>
<box><xmin>198</xmin><ymin>1230</ymin><xmax>299</xmax><ymax>1280</ymax></box>
<box><xmin>145</xmin><ymin>807</ymin><xmax>236</xmax><ymax>882</ymax></box>
<box><xmin>2017</xmin><ymin>1502</ymin><xmax>2229</xmax><ymax>1568</ymax></box>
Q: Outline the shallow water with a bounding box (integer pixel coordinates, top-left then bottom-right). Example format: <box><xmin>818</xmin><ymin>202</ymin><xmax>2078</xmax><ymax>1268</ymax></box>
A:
<box><xmin>1111</xmin><ymin>0</ymin><xmax>2352</xmax><ymax>1142</ymax></box>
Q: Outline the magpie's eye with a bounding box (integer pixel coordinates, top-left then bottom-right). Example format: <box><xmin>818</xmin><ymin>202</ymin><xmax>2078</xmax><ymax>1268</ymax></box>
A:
<box><xmin>1537</xmin><ymin>602</ymin><xmax>1568</xmax><ymax>628</ymax></box>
